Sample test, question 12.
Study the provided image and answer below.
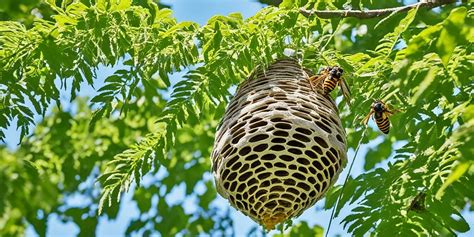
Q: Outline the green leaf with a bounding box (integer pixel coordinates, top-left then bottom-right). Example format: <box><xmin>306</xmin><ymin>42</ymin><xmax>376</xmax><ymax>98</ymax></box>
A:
<box><xmin>436</xmin><ymin>162</ymin><xmax>472</xmax><ymax>199</ymax></box>
<box><xmin>113</xmin><ymin>0</ymin><xmax>132</xmax><ymax>11</ymax></box>
<box><xmin>410</xmin><ymin>66</ymin><xmax>438</xmax><ymax>104</ymax></box>
<box><xmin>279</xmin><ymin>0</ymin><xmax>296</xmax><ymax>9</ymax></box>
<box><xmin>436</xmin><ymin>7</ymin><xmax>468</xmax><ymax>67</ymax></box>
<box><xmin>430</xmin><ymin>199</ymin><xmax>470</xmax><ymax>233</ymax></box>
<box><xmin>364</xmin><ymin>139</ymin><xmax>392</xmax><ymax>171</ymax></box>
<box><xmin>375</xmin><ymin>7</ymin><xmax>418</xmax><ymax>56</ymax></box>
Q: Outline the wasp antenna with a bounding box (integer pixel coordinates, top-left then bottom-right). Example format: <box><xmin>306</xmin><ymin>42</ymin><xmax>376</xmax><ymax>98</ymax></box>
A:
<box><xmin>392</xmin><ymin>108</ymin><xmax>403</xmax><ymax>114</ymax></box>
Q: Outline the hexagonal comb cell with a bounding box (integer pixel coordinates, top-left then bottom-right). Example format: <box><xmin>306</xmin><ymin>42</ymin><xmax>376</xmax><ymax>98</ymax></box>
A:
<box><xmin>211</xmin><ymin>58</ymin><xmax>347</xmax><ymax>230</ymax></box>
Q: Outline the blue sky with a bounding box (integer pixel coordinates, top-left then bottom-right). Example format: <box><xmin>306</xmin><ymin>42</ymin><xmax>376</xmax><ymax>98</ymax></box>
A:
<box><xmin>4</xmin><ymin>0</ymin><xmax>470</xmax><ymax>236</ymax></box>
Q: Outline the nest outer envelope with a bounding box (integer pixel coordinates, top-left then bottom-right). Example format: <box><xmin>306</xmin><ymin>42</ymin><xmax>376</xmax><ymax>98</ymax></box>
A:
<box><xmin>211</xmin><ymin>58</ymin><xmax>348</xmax><ymax>229</ymax></box>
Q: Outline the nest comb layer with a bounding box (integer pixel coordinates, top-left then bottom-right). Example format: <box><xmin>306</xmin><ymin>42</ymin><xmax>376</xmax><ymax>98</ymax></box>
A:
<box><xmin>211</xmin><ymin>59</ymin><xmax>347</xmax><ymax>229</ymax></box>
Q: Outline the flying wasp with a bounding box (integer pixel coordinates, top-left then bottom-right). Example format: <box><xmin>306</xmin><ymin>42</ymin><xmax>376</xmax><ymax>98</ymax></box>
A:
<box><xmin>362</xmin><ymin>100</ymin><xmax>398</xmax><ymax>134</ymax></box>
<box><xmin>308</xmin><ymin>66</ymin><xmax>351</xmax><ymax>106</ymax></box>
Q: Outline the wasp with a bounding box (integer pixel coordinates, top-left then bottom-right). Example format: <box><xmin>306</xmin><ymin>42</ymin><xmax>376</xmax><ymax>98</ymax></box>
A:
<box><xmin>362</xmin><ymin>100</ymin><xmax>398</xmax><ymax>134</ymax></box>
<box><xmin>308</xmin><ymin>66</ymin><xmax>351</xmax><ymax>106</ymax></box>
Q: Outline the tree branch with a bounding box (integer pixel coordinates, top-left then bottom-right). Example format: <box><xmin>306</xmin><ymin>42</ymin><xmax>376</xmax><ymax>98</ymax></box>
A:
<box><xmin>299</xmin><ymin>0</ymin><xmax>457</xmax><ymax>19</ymax></box>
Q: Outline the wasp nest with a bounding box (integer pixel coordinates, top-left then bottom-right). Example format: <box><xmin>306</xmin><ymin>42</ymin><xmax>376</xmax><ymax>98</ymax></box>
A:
<box><xmin>211</xmin><ymin>58</ymin><xmax>347</xmax><ymax>229</ymax></box>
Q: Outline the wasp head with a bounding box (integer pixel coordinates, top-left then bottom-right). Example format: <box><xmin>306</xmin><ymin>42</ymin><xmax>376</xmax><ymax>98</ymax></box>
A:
<box><xmin>373</xmin><ymin>101</ymin><xmax>385</xmax><ymax>112</ymax></box>
<box><xmin>329</xmin><ymin>66</ymin><xmax>343</xmax><ymax>79</ymax></box>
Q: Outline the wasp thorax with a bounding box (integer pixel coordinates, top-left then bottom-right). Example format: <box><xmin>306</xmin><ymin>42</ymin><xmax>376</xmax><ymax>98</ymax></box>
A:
<box><xmin>211</xmin><ymin>58</ymin><xmax>347</xmax><ymax>230</ymax></box>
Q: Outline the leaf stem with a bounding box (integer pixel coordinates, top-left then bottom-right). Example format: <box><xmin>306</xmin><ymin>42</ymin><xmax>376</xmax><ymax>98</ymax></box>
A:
<box><xmin>325</xmin><ymin>128</ymin><xmax>368</xmax><ymax>237</ymax></box>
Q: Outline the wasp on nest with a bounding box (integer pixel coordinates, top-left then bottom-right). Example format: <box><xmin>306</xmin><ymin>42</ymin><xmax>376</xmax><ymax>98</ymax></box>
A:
<box><xmin>211</xmin><ymin>58</ymin><xmax>348</xmax><ymax>229</ymax></box>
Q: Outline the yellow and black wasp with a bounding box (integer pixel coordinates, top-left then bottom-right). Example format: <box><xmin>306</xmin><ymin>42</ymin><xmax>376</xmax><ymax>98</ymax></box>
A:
<box><xmin>308</xmin><ymin>66</ymin><xmax>351</xmax><ymax>106</ymax></box>
<box><xmin>362</xmin><ymin>100</ymin><xmax>398</xmax><ymax>134</ymax></box>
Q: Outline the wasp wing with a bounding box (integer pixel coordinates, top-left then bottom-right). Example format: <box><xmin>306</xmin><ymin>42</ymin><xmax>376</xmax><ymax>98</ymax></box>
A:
<box><xmin>340</xmin><ymin>78</ymin><xmax>352</xmax><ymax>106</ymax></box>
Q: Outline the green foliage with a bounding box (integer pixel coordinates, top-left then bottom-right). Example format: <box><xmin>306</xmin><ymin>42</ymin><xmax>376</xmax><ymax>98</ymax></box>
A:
<box><xmin>274</xmin><ymin>221</ymin><xmax>324</xmax><ymax>237</ymax></box>
<box><xmin>0</xmin><ymin>0</ymin><xmax>473</xmax><ymax>236</ymax></box>
<box><xmin>323</xmin><ymin>4</ymin><xmax>474</xmax><ymax>236</ymax></box>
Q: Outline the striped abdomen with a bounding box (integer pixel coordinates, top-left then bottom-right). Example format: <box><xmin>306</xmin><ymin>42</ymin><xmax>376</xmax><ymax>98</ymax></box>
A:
<box><xmin>323</xmin><ymin>76</ymin><xmax>338</xmax><ymax>94</ymax></box>
<box><xmin>374</xmin><ymin>112</ymin><xmax>390</xmax><ymax>134</ymax></box>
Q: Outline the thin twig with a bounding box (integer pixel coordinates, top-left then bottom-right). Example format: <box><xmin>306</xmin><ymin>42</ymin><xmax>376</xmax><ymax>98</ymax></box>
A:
<box><xmin>325</xmin><ymin>128</ymin><xmax>367</xmax><ymax>237</ymax></box>
<box><xmin>300</xmin><ymin>0</ymin><xmax>456</xmax><ymax>19</ymax></box>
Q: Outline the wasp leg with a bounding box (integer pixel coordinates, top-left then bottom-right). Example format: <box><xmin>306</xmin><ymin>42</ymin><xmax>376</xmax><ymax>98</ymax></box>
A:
<box><xmin>361</xmin><ymin>110</ymin><xmax>374</xmax><ymax>126</ymax></box>
<box><xmin>308</xmin><ymin>74</ymin><xmax>326</xmax><ymax>92</ymax></box>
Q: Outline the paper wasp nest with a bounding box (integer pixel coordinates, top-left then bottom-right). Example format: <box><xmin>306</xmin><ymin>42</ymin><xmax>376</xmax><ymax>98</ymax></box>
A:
<box><xmin>211</xmin><ymin>58</ymin><xmax>347</xmax><ymax>229</ymax></box>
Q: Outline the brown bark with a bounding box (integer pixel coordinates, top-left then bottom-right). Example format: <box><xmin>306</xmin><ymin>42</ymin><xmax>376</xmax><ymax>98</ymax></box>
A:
<box><xmin>300</xmin><ymin>0</ymin><xmax>457</xmax><ymax>19</ymax></box>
